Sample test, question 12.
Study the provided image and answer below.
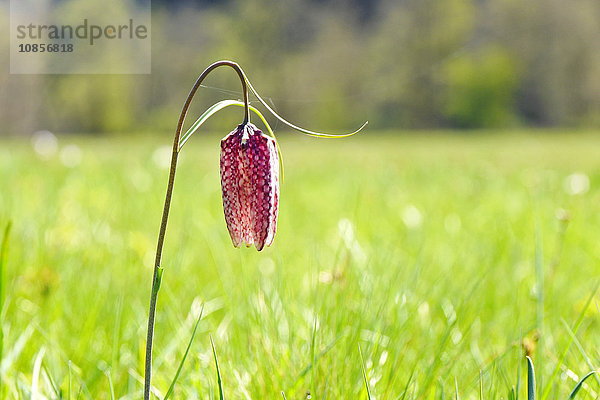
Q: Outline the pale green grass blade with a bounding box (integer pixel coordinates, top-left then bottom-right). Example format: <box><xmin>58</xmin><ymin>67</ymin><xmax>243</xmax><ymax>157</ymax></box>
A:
<box><xmin>111</xmin><ymin>298</ymin><xmax>124</xmax><ymax>370</ymax></box>
<box><xmin>310</xmin><ymin>318</ymin><xmax>317</xmax><ymax>390</ymax></box>
<box><xmin>68</xmin><ymin>360</ymin><xmax>72</xmax><ymax>400</ymax></box>
<box><xmin>163</xmin><ymin>304</ymin><xmax>204</xmax><ymax>400</ymax></box>
<box><xmin>526</xmin><ymin>356</ymin><xmax>535</xmax><ymax>400</ymax></box>
<box><xmin>560</xmin><ymin>319</ymin><xmax>600</xmax><ymax>387</ymax></box>
<box><xmin>516</xmin><ymin>353</ymin><xmax>521</xmax><ymax>400</ymax></box>
<box><xmin>42</xmin><ymin>363</ymin><xmax>60</xmax><ymax>398</ymax></box>
<box><xmin>436</xmin><ymin>380</ymin><xmax>444</xmax><ymax>400</ymax></box>
<box><xmin>454</xmin><ymin>377</ymin><xmax>460</xmax><ymax>400</ymax></box>
<box><xmin>105</xmin><ymin>369</ymin><xmax>115</xmax><ymax>400</ymax></box>
<box><xmin>400</xmin><ymin>367</ymin><xmax>416</xmax><ymax>400</ymax></box>
<box><xmin>568</xmin><ymin>371</ymin><xmax>596</xmax><ymax>399</ymax></box>
<box><xmin>541</xmin><ymin>282</ymin><xmax>599</xmax><ymax>400</ymax></box>
<box><xmin>210</xmin><ymin>336</ymin><xmax>224</xmax><ymax>400</ymax></box>
<box><xmin>479</xmin><ymin>370</ymin><xmax>484</xmax><ymax>400</ymax></box>
<box><xmin>358</xmin><ymin>345</ymin><xmax>371</xmax><ymax>400</ymax></box>
<box><xmin>509</xmin><ymin>386</ymin><xmax>516</xmax><ymax>400</ymax></box>
<box><xmin>31</xmin><ymin>348</ymin><xmax>45</xmax><ymax>399</ymax></box>
<box><xmin>534</xmin><ymin>224</ymin><xmax>544</xmax><ymax>391</ymax></box>
<box><xmin>1</xmin><ymin>325</ymin><xmax>34</xmax><ymax>375</ymax></box>
<box><xmin>419</xmin><ymin>318</ymin><xmax>460</xmax><ymax>397</ymax></box>
<box><xmin>298</xmin><ymin>335</ymin><xmax>341</xmax><ymax>378</ymax></box>
<box><xmin>0</xmin><ymin>222</ymin><xmax>11</xmax><ymax>375</ymax></box>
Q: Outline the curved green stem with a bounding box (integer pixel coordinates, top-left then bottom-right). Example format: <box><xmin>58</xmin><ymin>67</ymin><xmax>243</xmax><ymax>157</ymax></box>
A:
<box><xmin>143</xmin><ymin>60</ymin><xmax>249</xmax><ymax>400</ymax></box>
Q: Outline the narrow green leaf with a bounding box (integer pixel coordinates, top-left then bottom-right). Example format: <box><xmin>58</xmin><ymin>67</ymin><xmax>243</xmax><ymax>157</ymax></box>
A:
<box><xmin>42</xmin><ymin>363</ymin><xmax>60</xmax><ymax>397</ymax></box>
<box><xmin>242</xmin><ymin>70</ymin><xmax>368</xmax><ymax>138</ymax></box>
<box><xmin>298</xmin><ymin>335</ymin><xmax>341</xmax><ymax>378</ymax></box>
<box><xmin>210</xmin><ymin>336</ymin><xmax>224</xmax><ymax>400</ymax></box>
<box><xmin>163</xmin><ymin>304</ymin><xmax>204</xmax><ymax>400</ymax></box>
<box><xmin>561</xmin><ymin>319</ymin><xmax>600</xmax><ymax>387</ymax></box>
<box><xmin>526</xmin><ymin>356</ymin><xmax>535</xmax><ymax>400</ymax></box>
<box><xmin>153</xmin><ymin>267</ymin><xmax>163</xmax><ymax>295</ymax></box>
<box><xmin>541</xmin><ymin>282</ymin><xmax>599</xmax><ymax>400</ymax></box>
<box><xmin>568</xmin><ymin>371</ymin><xmax>596</xmax><ymax>399</ymax></box>
<box><xmin>508</xmin><ymin>386</ymin><xmax>516</xmax><ymax>400</ymax></box>
<box><xmin>31</xmin><ymin>348</ymin><xmax>45</xmax><ymax>399</ymax></box>
<box><xmin>179</xmin><ymin>100</ymin><xmax>275</xmax><ymax>150</ymax></box>
<box><xmin>0</xmin><ymin>221</ymin><xmax>11</xmax><ymax>383</ymax></box>
<box><xmin>104</xmin><ymin>369</ymin><xmax>115</xmax><ymax>400</ymax></box>
<box><xmin>479</xmin><ymin>370</ymin><xmax>484</xmax><ymax>400</ymax></box>
<box><xmin>400</xmin><ymin>367</ymin><xmax>416</xmax><ymax>400</ymax></box>
<box><xmin>516</xmin><ymin>353</ymin><xmax>521</xmax><ymax>400</ymax></box>
<box><xmin>310</xmin><ymin>318</ymin><xmax>317</xmax><ymax>391</ymax></box>
<box><xmin>534</xmin><ymin>225</ymin><xmax>544</xmax><ymax>390</ymax></box>
<box><xmin>68</xmin><ymin>360</ymin><xmax>72</xmax><ymax>400</ymax></box>
<box><xmin>358</xmin><ymin>345</ymin><xmax>371</xmax><ymax>400</ymax></box>
<box><xmin>454</xmin><ymin>377</ymin><xmax>460</xmax><ymax>400</ymax></box>
<box><xmin>437</xmin><ymin>382</ymin><xmax>444</xmax><ymax>400</ymax></box>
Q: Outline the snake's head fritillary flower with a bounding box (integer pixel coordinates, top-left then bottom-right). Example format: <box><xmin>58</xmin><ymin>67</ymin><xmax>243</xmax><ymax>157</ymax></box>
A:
<box><xmin>220</xmin><ymin>123</ymin><xmax>280</xmax><ymax>251</ymax></box>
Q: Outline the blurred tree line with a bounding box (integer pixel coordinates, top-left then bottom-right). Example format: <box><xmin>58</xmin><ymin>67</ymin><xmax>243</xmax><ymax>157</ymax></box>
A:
<box><xmin>0</xmin><ymin>0</ymin><xmax>598</xmax><ymax>134</ymax></box>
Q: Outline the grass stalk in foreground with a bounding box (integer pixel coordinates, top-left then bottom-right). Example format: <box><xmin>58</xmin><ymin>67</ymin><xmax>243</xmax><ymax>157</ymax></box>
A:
<box><xmin>0</xmin><ymin>221</ymin><xmax>12</xmax><ymax>398</ymax></box>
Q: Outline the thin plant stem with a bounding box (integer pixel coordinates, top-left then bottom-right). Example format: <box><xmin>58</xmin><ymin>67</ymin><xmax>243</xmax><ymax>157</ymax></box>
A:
<box><xmin>143</xmin><ymin>60</ymin><xmax>249</xmax><ymax>400</ymax></box>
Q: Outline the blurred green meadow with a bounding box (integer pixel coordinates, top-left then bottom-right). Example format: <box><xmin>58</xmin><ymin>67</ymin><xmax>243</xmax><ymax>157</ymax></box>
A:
<box><xmin>0</xmin><ymin>131</ymin><xmax>599</xmax><ymax>399</ymax></box>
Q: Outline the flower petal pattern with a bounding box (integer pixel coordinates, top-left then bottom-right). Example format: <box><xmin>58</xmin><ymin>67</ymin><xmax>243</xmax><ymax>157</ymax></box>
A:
<box><xmin>220</xmin><ymin>123</ymin><xmax>279</xmax><ymax>251</ymax></box>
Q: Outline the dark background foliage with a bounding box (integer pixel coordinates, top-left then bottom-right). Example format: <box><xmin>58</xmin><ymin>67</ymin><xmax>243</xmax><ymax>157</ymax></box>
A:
<box><xmin>1</xmin><ymin>0</ymin><xmax>598</xmax><ymax>134</ymax></box>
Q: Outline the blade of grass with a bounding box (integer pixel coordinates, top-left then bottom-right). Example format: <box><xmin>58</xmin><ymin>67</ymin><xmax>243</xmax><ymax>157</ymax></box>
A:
<box><xmin>297</xmin><ymin>335</ymin><xmax>342</xmax><ymax>378</ymax></box>
<box><xmin>541</xmin><ymin>281</ymin><xmax>599</xmax><ymax>400</ymax></box>
<box><xmin>516</xmin><ymin>351</ymin><xmax>521</xmax><ymax>400</ymax></box>
<box><xmin>526</xmin><ymin>356</ymin><xmax>535</xmax><ymax>400</ymax></box>
<box><xmin>399</xmin><ymin>367</ymin><xmax>416</xmax><ymax>400</ymax></box>
<box><xmin>42</xmin><ymin>363</ymin><xmax>60</xmax><ymax>398</ymax></box>
<box><xmin>437</xmin><ymin>380</ymin><xmax>444</xmax><ymax>400</ymax></box>
<box><xmin>310</xmin><ymin>318</ymin><xmax>317</xmax><ymax>391</ymax></box>
<box><xmin>210</xmin><ymin>336</ymin><xmax>224</xmax><ymax>400</ymax></box>
<box><xmin>0</xmin><ymin>221</ymin><xmax>12</xmax><ymax>386</ymax></box>
<box><xmin>68</xmin><ymin>360</ymin><xmax>72</xmax><ymax>400</ymax></box>
<box><xmin>479</xmin><ymin>370</ymin><xmax>484</xmax><ymax>400</ymax></box>
<box><xmin>534</xmin><ymin>224</ymin><xmax>544</xmax><ymax>392</ymax></box>
<box><xmin>358</xmin><ymin>345</ymin><xmax>371</xmax><ymax>400</ymax></box>
<box><xmin>31</xmin><ymin>348</ymin><xmax>45</xmax><ymax>400</ymax></box>
<box><xmin>509</xmin><ymin>386</ymin><xmax>516</xmax><ymax>400</ymax></box>
<box><xmin>163</xmin><ymin>304</ymin><xmax>204</xmax><ymax>400</ymax></box>
<box><xmin>1</xmin><ymin>324</ymin><xmax>34</xmax><ymax>374</ymax></box>
<box><xmin>104</xmin><ymin>369</ymin><xmax>115</xmax><ymax>400</ymax></box>
<box><xmin>111</xmin><ymin>297</ymin><xmax>124</xmax><ymax>370</ymax></box>
<box><xmin>418</xmin><ymin>318</ymin><xmax>459</xmax><ymax>397</ymax></box>
<box><xmin>568</xmin><ymin>371</ymin><xmax>596</xmax><ymax>399</ymax></box>
<box><xmin>560</xmin><ymin>319</ymin><xmax>600</xmax><ymax>387</ymax></box>
<box><xmin>454</xmin><ymin>377</ymin><xmax>459</xmax><ymax>400</ymax></box>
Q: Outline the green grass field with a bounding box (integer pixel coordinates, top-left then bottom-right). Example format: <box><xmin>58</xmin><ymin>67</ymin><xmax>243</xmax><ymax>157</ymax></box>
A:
<box><xmin>0</xmin><ymin>131</ymin><xmax>598</xmax><ymax>399</ymax></box>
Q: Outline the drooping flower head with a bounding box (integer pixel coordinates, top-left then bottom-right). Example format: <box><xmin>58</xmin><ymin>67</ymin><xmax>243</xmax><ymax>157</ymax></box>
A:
<box><xmin>220</xmin><ymin>123</ymin><xmax>279</xmax><ymax>251</ymax></box>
